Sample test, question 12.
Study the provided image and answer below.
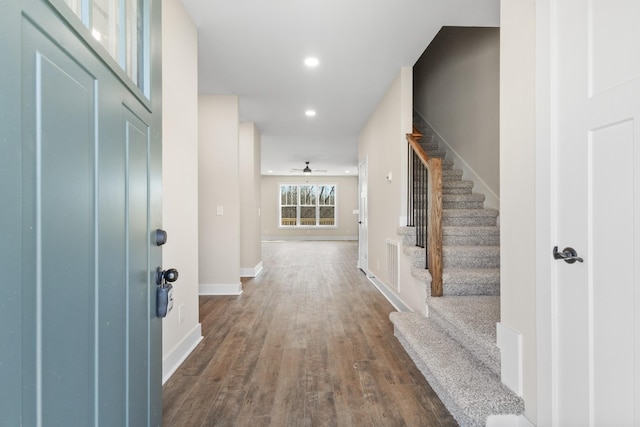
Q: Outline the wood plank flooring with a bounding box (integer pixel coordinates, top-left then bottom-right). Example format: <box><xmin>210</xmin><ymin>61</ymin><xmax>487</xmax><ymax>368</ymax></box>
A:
<box><xmin>162</xmin><ymin>241</ymin><xmax>457</xmax><ymax>426</ymax></box>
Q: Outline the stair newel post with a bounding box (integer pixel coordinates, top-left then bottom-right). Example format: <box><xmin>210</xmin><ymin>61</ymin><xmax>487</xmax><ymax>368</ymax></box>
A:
<box><xmin>427</xmin><ymin>157</ymin><xmax>443</xmax><ymax>296</ymax></box>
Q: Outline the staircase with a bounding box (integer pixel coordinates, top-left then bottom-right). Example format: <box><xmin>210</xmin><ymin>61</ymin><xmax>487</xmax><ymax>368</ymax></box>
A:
<box><xmin>390</xmin><ymin>116</ymin><xmax>524</xmax><ymax>426</ymax></box>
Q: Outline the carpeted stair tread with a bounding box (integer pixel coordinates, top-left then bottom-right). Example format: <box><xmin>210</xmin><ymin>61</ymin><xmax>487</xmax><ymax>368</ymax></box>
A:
<box><xmin>427</xmin><ymin>296</ymin><xmax>501</xmax><ymax>376</ymax></box>
<box><xmin>390</xmin><ymin>312</ymin><xmax>524</xmax><ymax>427</ymax></box>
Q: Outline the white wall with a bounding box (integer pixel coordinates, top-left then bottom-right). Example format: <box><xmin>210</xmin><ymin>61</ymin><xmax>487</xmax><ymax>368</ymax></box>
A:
<box><xmin>358</xmin><ymin>68</ymin><xmax>425</xmax><ymax>311</ymax></box>
<box><xmin>414</xmin><ymin>27</ymin><xmax>500</xmax><ymax>207</ymax></box>
<box><xmin>198</xmin><ymin>95</ymin><xmax>242</xmax><ymax>294</ymax></box>
<box><xmin>500</xmin><ymin>0</ymin><xmax>537</xmax><ymax>423</ymax></box>
<box><xmin>161</xmin><ymin>0</ymin><xmax>202</xmax><ymax>383</ymax></box>
<box><xmin>239</xmin><ymin>123</ymin><xmax>262</xmax><ymax>276</ymax></box>
<box><xmin>261</xmin><ymin>175</ymin><xmax>358</xmax><ymax>240</ymax></box>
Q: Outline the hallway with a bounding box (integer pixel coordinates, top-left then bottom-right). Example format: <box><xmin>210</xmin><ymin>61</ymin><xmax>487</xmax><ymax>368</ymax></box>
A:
<box><xmin>162</xmin><ymin>241</ymin><xmax>457</xmax><ymax>426</ymax></box>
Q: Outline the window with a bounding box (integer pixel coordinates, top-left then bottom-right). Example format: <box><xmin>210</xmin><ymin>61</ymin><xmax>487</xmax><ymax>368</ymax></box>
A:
<box><xmin>280</xmin><ymin>184</ymin><xmax>336</xmax><ymax>227</ymax></box>
<box><xmin>62</xmin><ymin>0</ymin><xmax>147</xmax><ymax>92</ymax></box>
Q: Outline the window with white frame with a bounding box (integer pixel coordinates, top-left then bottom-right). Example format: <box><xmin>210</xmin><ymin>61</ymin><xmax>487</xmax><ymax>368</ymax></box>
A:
<box><xmin>279</xmin><ymin>184</ymin><xmax>336</xmax><ymax>227</ymax></box>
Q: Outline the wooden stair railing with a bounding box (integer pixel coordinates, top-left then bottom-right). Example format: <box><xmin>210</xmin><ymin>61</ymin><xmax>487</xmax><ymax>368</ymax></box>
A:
<box><xmin>407</xmin><ymin>130</ymin><xmax>443</xmax><ymax>297</ymax></box>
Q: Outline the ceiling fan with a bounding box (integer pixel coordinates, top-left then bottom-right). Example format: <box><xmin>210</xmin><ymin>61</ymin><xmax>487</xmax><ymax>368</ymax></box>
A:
<box><xmin>290</xmin><ymin>161</ymin><xmax>327</xmax><ymax>175</ymax></box>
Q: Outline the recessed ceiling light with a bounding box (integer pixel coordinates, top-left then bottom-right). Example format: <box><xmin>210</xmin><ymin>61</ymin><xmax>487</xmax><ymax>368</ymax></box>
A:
<box><xmin>345</xmin><ymin>170</ymin><xmax>350</xmax><ymax>174</ymax></box>
<box><xmin>304</xmin><ymin>57</ymin><xmax>319</xmax><ymax>67</ymax></box>
<box><xmin>305</xmin><ymin>110</ymin><xmax>316</xmax><ymax>117</ymax></box>
<box><xmin>268</xmin><ymin>170</ymin><xmax>273</xmax><ymax>173</ymax></box>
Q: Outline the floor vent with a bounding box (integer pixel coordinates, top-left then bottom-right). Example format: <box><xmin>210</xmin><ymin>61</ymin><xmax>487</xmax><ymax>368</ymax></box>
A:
<box><xmin>386</xmin><ymin>239</ymin><xmax>400</xmax><ymax>292</ymax></box>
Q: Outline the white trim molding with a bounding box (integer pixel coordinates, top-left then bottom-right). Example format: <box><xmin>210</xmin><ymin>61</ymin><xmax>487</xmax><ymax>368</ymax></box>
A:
<box><xmin>199</xmin><ymin>282</ymin><xmax>243</xmax><ymax>295</ymax></box>
<box><xmin>486</xmin><ymin>414</ymin><xmax>535</xmax><ymax>427</ymax></box>
<box><xmin>496</xmin><ymin>322</ymin><xmax>523</xmax><ymax>396</ymax></box>
<box><xmin>240</xmin><ymin>261</ymin><xmax>263</xmax><ymax>278</ymax></box>
<box><xmin>261</xmin><ymin>236</ymin><xmax>357</xmax><ymax>242</ymax></box>
<box><xmin>162</xmin><ymin>323</ymin><xmax>203</xmax><ymax>384</ymax></box>
<box><xmin>366</xmin><ymin>274</ymin><xmax>412</xmax><ymax>313</ymax></box>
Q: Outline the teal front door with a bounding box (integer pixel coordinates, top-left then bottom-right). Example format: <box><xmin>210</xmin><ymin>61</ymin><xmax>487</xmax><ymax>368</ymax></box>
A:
<box><xmin>0</xmin><ymin>0</ymin><xmax>163</xmax><ymax>425</ymax></box>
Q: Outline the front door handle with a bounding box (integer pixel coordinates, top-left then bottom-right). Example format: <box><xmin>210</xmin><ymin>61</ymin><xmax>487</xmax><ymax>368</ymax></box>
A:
<box><xmin>553</xmin><ymin>246</ymin><xmax>583</xmax><ymax>264</ymax></box>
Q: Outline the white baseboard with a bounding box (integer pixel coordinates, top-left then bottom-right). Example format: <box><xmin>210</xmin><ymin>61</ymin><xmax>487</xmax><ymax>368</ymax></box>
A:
<box><xmin>420</xmin><ymin>117</ymin><xmax>500</xmax><ymax>212</ymax></box>
<box><xmin>199</xmin><ymin>282</ymin><xmax>243</xmax><ymax>295</ymax></box>
<box><xmin>162</xmin><ymin>323</ymin><xmax>203</xmax><ymax>384</ymax></box>
<box><xmin>486</xmin><ymin>414</ymin><xmax>535</xmax><ymax>427</ymax></box>
<box><xmin>261</xmin><ymin>236</ymin><xmax>357</xmax><ymax>241</ymax></box>
<box><xmin>240</xmin><ymin>261</ymin><xmax>263</xmax><ymax>277</ymax></box>
<box><xmin>366</xmin><ymin>275</ymin><xmax>412</xmax><ymax>313</ymax></box>
<box><xmin>496</xmin><ymin>322</ymin><xmax>523</xmax><ymax>396</ymax></box>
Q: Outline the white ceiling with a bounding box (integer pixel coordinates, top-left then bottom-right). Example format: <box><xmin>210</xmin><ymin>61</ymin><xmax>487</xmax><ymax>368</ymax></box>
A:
<box><xmin>180</xmin><ymin>0</ymin><xmax>500</xmax><ymax>176</ymax></box>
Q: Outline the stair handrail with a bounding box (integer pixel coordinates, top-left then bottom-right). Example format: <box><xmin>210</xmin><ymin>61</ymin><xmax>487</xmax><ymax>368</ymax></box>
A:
<box><xmin>407</xmin><ymin>131</ymin><xmax>443</xmax><ymax>297</ymax></box>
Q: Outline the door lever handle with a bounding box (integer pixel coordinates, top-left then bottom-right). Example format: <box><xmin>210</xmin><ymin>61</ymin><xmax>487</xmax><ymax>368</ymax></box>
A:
<box><xmin>553</xmin><ymin>246</ymin><xmax>583</xmax><ymax>264</ymax></box>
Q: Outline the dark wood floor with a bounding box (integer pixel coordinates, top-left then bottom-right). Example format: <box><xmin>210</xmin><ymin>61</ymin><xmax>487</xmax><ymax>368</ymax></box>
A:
<box><xmin>162</xmin><ymin>241</ymin><xmax>457</xmax><ymax>426</ymax></box>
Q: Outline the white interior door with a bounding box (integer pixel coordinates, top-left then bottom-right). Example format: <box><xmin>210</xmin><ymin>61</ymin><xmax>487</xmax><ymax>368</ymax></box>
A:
<box><xmin>550</xmin><ymin>0</ymin><xmax>640</xmax><ymax>425</ymax></box>
<box><xmin>358</xmin><ymin>159</ymin><xmax>369</xmax><ymax>273</ymax></box>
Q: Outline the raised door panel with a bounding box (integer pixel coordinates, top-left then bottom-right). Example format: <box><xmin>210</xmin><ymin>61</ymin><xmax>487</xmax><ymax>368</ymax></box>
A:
<box><xmin>21</xmin><ymin>18</ymin><xmax>97</xmax><ymax>426</ymax></box>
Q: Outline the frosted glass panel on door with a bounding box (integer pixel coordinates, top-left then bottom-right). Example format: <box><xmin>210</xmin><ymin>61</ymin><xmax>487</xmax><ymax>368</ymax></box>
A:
<box><xmin>58</xmin><ymin>0</ymin><xmax>146</xmax><ymax>92</ymax></box>
<box><xmin>124</xmin><ymin>0</ymin><xmax>142</xmax><ymax>86</ymax></box>
<box><xmin>91</xmin><ymin>0</ymin><xmax>119</xmax><ymax>60</ymax></box>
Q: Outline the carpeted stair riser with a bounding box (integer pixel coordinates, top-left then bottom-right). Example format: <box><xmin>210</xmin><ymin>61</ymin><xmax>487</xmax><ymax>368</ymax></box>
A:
<box><xmin>443</xmin><ymin>197</ymin><xmax>485</xmax><ymax>210</ymax></box>
<box><xmin>443</xmin><ymin>169</ymin><xmax>464</xmax><ymax>181</ymax></box>
<box><xmin>443</xmin><ymin>216</ymin><xmax>498</xmax><ymax>227</ymax></box>
<box><xmin>412</xmin><ymin>200</ymin><xmax>485</xmax><ymax>211</ymax></box>
<box><xmin>443</xmin><ymin>268</ymin><xmax>500</xmax><ymax>287</ymax></box>
<box><xmin>442</xmin><ymin>268</ymin><xmax>501</xmax><ymax>296</ymax></box>
<box><xmin>443</xmin><ymin>246</ymin><xmax>500</xmax><ymax>269</ymax></box>
<box><xmin>420</xmin><ymin>141</ymin><xmax>440</xmax><ymax>152</ymax></box>
<box><xmin>426</xmin><ymin>150</ymin><xmax>447</xmax><ymax>158</ymax></box>
<box><xmin>409</xmin><ymin>226</ymin><xmax>500</xmax><ymax>247</ymax></box>
<box><xmin>391</xmin><ymin>313</ymin><xmax>525</xmax><ymax>427</ymax></box>
<box><xmin>442</xmin><ymin>269</ymin><xmax>500</xmax><ymax>296</ymax></box>
<box><xmin>404</xmin><ymin>245</ymin><xmax>427</xmax><ymax>269</ymax></box>
<box><xmin>443</xmin><ymin>180</ymin><xmax>474</xmax><ymax>195</ymax></box>
<box><xmin>398</xmin><ymin>226</ymin><xmax>417</xmax><ymax>247</ymax></box>
<box><xmin>443</xmin><ymin>282</ymin><xmax>500</xmax><ymax>296</ymax></box>
<box><xmin>413</xmin><ymin>189</ymin><xmax>481</xmax><ymax>202</ymax></box>
<box><xmin>444</xmin><ymin>226</ymin><xmax>500</xmax><ymax>246</ymax></box>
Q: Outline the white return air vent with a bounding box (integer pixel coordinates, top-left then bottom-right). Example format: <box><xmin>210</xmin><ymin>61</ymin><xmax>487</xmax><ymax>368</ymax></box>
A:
<box><xmin>386</xmin><ymin>239</ymin><xmax>400</xmax><ymax>292</ymax></box>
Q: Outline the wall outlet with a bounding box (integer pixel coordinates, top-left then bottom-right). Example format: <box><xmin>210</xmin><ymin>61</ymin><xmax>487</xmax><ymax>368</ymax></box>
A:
<box><xmin>178</xmin><ymin>304</ymin><xmax>184</xmax><ymax>324</ymax></box>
